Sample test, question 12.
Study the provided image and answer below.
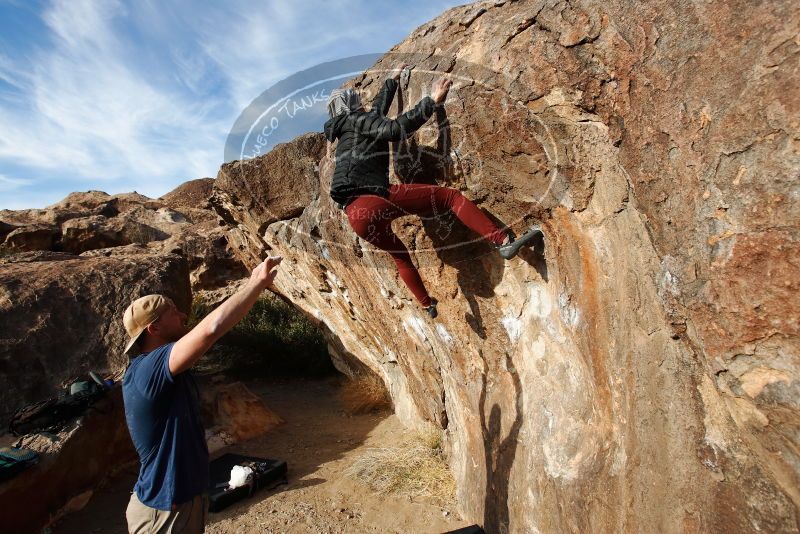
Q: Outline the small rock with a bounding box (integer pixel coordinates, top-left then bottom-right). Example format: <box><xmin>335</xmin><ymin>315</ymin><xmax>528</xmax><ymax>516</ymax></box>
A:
<box><xmin>460</xmin><ymin>7</ymin><xmax>487</xmax><ymax>27</ymax></box>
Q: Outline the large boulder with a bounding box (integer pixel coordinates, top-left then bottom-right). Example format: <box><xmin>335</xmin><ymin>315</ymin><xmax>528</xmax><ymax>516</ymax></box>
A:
<box><xmin>3</xmin><ymin>224</ymin><xmax>58</xmax><ymax>251</ymax></box>
<box><xmin>0</xmin><ymin>252</ymin><xmax>190</xmax><ymax>423</ymax></box>
<box><xmin>0</xmin><ymin>183</ymin><xmax>246</xmax><ymax>291</ymax></box>
<box><xmin>211</xmin><ymin>0</ymin><xmax>800</xmax><ymax>532</ymax></box>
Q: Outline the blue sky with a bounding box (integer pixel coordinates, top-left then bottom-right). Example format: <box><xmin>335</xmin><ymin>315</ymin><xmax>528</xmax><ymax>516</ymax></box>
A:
<box><xmin>0</xmin><ymin>0</ymin><xmax>465</xmax><ymax>210</ymax></box>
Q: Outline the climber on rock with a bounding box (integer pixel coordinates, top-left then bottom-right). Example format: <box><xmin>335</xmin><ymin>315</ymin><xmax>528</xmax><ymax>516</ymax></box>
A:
<box><xmin>323</xmin><ymin>63</ymin><xmax>542</xmax><ymax>319</ymax></box>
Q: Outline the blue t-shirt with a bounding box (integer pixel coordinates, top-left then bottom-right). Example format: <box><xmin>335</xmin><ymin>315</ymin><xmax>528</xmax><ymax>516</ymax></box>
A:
<box><xmin>122</xmin><ymin>343</ymin><xmax>209</xmax><ymax>510</ymax></box>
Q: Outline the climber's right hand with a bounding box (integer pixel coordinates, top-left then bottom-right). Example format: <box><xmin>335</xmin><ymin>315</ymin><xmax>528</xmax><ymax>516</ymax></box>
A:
<box><xmin>432</xmin><ymin>77</ymin><xmax>452</xmax><ymax>104</ymax></box>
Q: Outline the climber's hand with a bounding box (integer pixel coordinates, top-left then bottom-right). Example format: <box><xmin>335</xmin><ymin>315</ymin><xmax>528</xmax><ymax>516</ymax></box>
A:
<box><xmin>391</xmin><ymin>63</ymin><xmax>409</xmax><ymax>80</ymax></box>
<box><xmin>432</xmin><ymin>77</ymin><xmax>452</xmax><ymax>104</ymax></box>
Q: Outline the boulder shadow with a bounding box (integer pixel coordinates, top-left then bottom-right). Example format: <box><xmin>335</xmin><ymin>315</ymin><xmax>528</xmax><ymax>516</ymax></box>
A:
<box><xmin>516</xmin><ymin>231</ymin><xmax>548</xmax><ymax>282</ymax></box>
<box><xmin>423</xmin><ymin>220</ymin><xmax>504</xmax><ymax>340</ymax></box>
<box><xmin>479</xmin><ymin>353</ymin><xmax>523</xmax><ymax>534</ymax></box>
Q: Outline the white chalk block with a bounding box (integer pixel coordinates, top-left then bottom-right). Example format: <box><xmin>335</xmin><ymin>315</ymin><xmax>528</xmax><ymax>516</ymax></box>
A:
<box><xmin>228</xmin><ymin>465</ymin><xmax>253</xmax><ymax>489</ymax></box>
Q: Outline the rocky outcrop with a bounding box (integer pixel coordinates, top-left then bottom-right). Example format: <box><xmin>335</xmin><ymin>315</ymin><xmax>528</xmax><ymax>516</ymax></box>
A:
<box><xmin>202</xmin><ymin>381</ymin><xmax>286</xmax><ymax>453</ymax></box>
<box><xmin>0</xmin><ymin>252</ymin><xmax>191</xmax><ymax>423</ymax></box>
<box><xmin>159</xmin><ymin>177</ymin><xmax>215</xmax><ymax>211</ymax></box>
<box><xmin>0</xmin><ymin>182</ymin><xmax>246</xmax><ymax>291</ymax></box>
<box><xmin>0</xmin><ymin>387</ymin><xmax>136</xmax><ymax>534</ymax></box>
<box><xmin>212</xmin><ymin>134</ymin><xmax>328</xmax><ymax>267</ymax></box>
<box><xmin>211</xmin><ymin>0</ymin><xmax>800</xmax><ymax>531</ymax></box>
<box><xmin>0</xmin><ymin>250</ymin><xmax>190</xmax><ymax>527</ymax></box>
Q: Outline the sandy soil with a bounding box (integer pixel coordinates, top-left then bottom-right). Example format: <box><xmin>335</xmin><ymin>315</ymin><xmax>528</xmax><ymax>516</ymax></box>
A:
<box><xmin>52</xmin><ymin>377</ymin><xmax>469</xmax><ymax>534</ymax></box>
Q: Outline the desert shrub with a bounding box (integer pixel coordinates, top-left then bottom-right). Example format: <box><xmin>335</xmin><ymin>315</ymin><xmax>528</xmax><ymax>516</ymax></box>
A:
<box><xmin>339</xmin><ymin>372</ymin><xmax>392</xmax><ymax>414</ymax></box>
<box><xmin>190</xmin><ymin>295</ymin><xmax>333</xmax><ymax>377</ymax></box>
<box><xmin>345</xmin><ymin>425</ymin><xmax>455</xmax><ymax>504</ymax></box>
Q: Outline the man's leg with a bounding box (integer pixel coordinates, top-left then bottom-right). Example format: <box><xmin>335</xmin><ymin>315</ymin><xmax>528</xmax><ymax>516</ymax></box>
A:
<box><xmin>168</xmin><ymin>494</ymin><xmax>207</xmax><ymax>533</ymax></box>
<box><xmin>127</xmin><ymin>492</ymin><xmax>161</xmax><ymax>534</ymax></box>
<box><xmin>126</xmin><ymin>492</ymin><xmax>207</xmax><ymax>534</ymax></box>
<box><xmin>346</xmin><ymin>195</ymin><xmax>434</xmax><ymax>307</ymax></box>
<box><xmin>387</xmin><ymin>184</ymin><xmax>508</xmax><ymax>245</ymax></box>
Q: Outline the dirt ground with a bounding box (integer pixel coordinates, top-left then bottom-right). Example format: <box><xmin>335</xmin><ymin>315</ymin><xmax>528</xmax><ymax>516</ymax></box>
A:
<box><xmin>51</xmin><ymin>377</ymin><xmax>469</xmax><ymax>534</ymax></box>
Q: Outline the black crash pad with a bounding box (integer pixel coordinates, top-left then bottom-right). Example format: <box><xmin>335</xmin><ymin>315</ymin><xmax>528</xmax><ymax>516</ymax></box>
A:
<box><xmin>443</xmin><ymin>526</ymin><xmax>485</xmax><ymax>534</ymax></box>
<box><xmin>208</xmin><ymin>453</ymin><xmax>287</xmax><ymax>513</ymax></box>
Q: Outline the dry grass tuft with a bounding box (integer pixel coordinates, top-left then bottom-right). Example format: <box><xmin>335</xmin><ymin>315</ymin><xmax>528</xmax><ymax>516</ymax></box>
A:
<box><xmin>339</xmin><ymin>373</ymin><xmax>392</xmax><ymax>414</ymax></box>
<box><xmin>345</xmin><ymin>427</ymin><xmax>456</xmax><ymax>504</ymax></box>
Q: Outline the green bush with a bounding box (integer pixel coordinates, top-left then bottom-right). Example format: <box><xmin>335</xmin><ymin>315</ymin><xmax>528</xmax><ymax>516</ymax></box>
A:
<box><xmin>191</xmin><ymin>296</ymin><xmax>333</xmax><ymax>377</ymax></box>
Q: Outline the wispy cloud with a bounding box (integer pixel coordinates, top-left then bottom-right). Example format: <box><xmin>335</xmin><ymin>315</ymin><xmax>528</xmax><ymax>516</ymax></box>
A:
<box><xmin>0</xmin><ymin>0</ymin><xmax>228</xmax><ymax>196</ymax></box>
<box><xmin>0</xmin><ymin>173</ymin><xmax>32</xmax><ymax>192</ymax></box>
<box><xmin>0</xmin><ymin>0</ymin><xmax>464</xmax><ymax>209</ymax></box>
<box><xmin>0</xmin><ymin>52</ymin><xmax>24</xmax><ymax>91</ymax></box>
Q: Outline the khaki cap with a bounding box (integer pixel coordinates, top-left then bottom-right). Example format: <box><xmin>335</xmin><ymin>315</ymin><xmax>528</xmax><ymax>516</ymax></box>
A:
<box><xmin>122</xmin><ymin>294</ymin><xmax>173</xmax><ymax>355</ymax></box>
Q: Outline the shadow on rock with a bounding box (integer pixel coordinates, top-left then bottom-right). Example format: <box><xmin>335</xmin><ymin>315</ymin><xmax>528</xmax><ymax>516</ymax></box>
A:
<box><xmin>480</xmin><ymin>353</ymin><xmax>523</xmax><ymax>534</ymax></box>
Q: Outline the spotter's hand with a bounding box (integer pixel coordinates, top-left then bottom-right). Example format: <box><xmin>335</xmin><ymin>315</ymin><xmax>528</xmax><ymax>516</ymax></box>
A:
<box><xmin>251</xmin><ymin>256</ymin><xmax>283</xmax><ymax>289</ymax></box>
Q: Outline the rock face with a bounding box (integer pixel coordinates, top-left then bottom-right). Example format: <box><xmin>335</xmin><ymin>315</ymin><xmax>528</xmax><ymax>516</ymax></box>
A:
<box><xmin>0</xmin><ymin>181</ymin><xmax>246</xmax><ymax>291</ymax></box>
<box><xmin>214</xmin><ymin>134</ymin><xmax>327</xmax><ymax>246</ymax></box>
<box><xmin>0</xmin><ymin>252</ymin><xmax>190</xmax><ymax>423</ymax></box>
<box><xmin>212</xmin><ymin>0</ymin><xmax>799</xmax><ymax>532</ymax></box>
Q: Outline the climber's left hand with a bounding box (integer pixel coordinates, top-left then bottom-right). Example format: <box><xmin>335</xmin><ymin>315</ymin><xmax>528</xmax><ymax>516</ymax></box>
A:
<box><xmin>391</xmin><ymin>63</ymin><xmax>410</xmax><ymax>81</ymax></box>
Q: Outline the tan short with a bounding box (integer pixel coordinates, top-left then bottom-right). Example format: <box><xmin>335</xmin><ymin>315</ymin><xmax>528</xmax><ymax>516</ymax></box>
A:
<box><xmin>126</xmin><ymin>491</ymin><xmax>208</xmax><ymax>534</ymax></box>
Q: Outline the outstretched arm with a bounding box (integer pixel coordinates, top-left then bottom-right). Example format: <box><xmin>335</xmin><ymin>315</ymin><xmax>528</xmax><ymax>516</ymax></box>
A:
<box><xmin>371</xmin><ymin>63</ymin><xmax>408</xmax><ymax>116</ymax></box>
<box><xmin>357</xmin><ymin>97</ymin><xmax>435</xmax><ymax>141</ymax></box>
<box><xmin>371</xmin><ymin>79</ymin><xmax>398</xmax><ymax>117</ymax></box>
<box><xmin>358</xmin><ymin>76</ymin><xmax>451</xmax><ymax>142</ymax></box>
<box><xmin>169</xmin><ymin>256</ymin><xmax>282</xmax><ymax>375</ymax></box>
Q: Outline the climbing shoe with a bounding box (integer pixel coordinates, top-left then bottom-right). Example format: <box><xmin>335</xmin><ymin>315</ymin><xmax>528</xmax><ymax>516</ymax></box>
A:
<box><xmin>424</xmin><ymin>298</ymin><xmax>438</xmax><ymax>319</ymax></box>
<box><xmin>496</xmin><ymin>224</ymin><xmax>543</xmax><ymax>260</ymax></box>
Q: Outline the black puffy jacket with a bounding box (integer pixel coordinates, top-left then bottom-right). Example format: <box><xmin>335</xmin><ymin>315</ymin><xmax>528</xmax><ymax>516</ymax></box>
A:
<box><xmin>323</xmin><ymin>78</ymin><xmax>435</xmax><ymax>207</ymax></box>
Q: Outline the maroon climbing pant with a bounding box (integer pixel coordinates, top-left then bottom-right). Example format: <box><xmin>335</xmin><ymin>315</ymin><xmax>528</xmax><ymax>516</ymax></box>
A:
<box><xmin>344</xmin><ymin>184</ymin><xmax>507</xmax><ymax>308</ymax></box>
